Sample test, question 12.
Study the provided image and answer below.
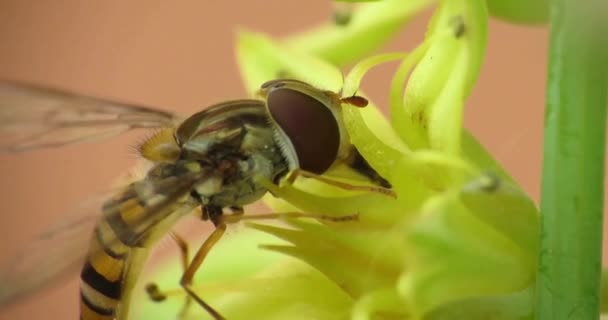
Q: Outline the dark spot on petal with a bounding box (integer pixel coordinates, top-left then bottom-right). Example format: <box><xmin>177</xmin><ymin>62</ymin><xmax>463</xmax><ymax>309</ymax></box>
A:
<box><xmin>450</xmin><ymin>15</ymin><xmax>466</xmax><ymax>38</ymax></box>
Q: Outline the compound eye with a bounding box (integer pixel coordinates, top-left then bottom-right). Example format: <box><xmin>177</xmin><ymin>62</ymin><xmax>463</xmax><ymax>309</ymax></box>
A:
<box><xmin>266</xmin><ymin>87</ymin><xmax>340</xmax><ymax>174</ymax></box>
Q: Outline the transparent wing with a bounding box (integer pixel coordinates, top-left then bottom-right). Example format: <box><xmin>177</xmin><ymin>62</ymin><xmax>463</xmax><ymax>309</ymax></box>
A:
<box><xmin>0</xmin><ymin>208</ymin><xmax>100</xmax><ymax>305</ymax></box>
<box><xmin>0</xmin><ymin>169</ymin><xmax>205</xmax><ymax>306</ymax></box>
<box><xmin>0</xmin><ymin>82</ymin><xmax>183</xmax><ymax>152</ymax></box>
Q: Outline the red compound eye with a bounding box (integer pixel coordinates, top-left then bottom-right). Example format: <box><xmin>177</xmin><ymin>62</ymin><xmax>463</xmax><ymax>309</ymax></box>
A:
<box><xmin>266</xmin><ymin>87</ymin><xmax>340</xmax><ymax>174</ymax></box>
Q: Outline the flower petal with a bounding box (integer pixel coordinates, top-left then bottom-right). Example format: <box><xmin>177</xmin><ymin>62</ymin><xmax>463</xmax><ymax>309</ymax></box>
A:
<box><xmin>395</xmin><ymin>0</ymin><xmax>488</xmax><ymax>154</ymax></box>
<box><xmin>284</xmin><ymin>0</ymin><xmax>435</xmax><ymax>66</ymax></box>
<box><xmin>425</xmin><ymin>286</ymin><xmax>534</xmax><ymax>320</ymax></box>
<box><xmin>236</xmin><ymin>30</ymin><xmax>343</xmax><ymax>95</ymax></box>
<box><xmin>487</xmin><ymin>0</ymin><xmax>549</xmax><ymax>25</ymax></box>
<box><xmin>399</xmin><ymin>188</ymin><xmax>534</xmax><ymax>317</ymax></box>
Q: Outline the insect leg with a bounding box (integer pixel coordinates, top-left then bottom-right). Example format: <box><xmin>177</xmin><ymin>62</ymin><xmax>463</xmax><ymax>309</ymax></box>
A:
<box><xmin>170</xmin><ymin>232</ymin><xmax>191</xmax><ymax>281</ymax></box>
<box><xmin>180</xmin><ymin>224</ymin><xmax>226</xmax><ymax>320</ymax></box>
<box><xmin>286</xmin><ymin>169</ymin><xmax>396</xmax><ymax>198</ymax></box>
<box><xmin>221</xmin><ymin>211</ymin><xmax>359</xmax><ymax>224</ymax></box>
<box><xmin>144</xmin><ymin>232</ymin><xmax>193</xmax><ymax>318</ymax></box>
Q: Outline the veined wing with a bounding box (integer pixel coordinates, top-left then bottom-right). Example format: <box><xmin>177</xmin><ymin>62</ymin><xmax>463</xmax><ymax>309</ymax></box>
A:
<box><xmin>0</xmin><ymin>168</ymin><xmax>205</xmax><ymax>306</ymax></box>
<box><xmin>0</xmin><ymin>82</ymin><xmax>183</xmax><ymax>152</ymax></box>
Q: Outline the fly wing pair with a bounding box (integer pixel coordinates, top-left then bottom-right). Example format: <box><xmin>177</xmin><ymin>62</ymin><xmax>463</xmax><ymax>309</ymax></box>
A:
<box><xmin>0</xmin><ymin>81</ymin><xmax>209</xmax><ymax>306</ymax></box>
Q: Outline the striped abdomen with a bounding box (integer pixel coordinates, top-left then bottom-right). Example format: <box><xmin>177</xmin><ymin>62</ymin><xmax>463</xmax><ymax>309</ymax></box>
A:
<box><xmin>79</xmin><ymin>217</ymin><xmax>131</xmax><ymax>320</ymax></box>
<box><xmin>80</xmin><ymin>174</ymin><xmax>198</xmax><ymax>320</ymax></box>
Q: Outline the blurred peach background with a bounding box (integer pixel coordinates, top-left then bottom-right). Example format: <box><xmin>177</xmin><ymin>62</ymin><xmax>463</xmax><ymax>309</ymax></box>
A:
<box><xmin>0</xmin><ymin>1</ymin><xmax>598</xmax><ymax>320</ymax></box>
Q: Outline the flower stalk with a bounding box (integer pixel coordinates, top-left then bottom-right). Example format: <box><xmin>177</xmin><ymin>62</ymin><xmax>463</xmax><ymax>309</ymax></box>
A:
<box><xmin>535</xmin><ymin>1</ymin><xmax>608</xmax><ymax>319</ymax></box>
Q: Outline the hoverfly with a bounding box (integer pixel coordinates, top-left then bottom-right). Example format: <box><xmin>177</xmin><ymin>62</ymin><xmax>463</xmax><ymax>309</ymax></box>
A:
<box><xmin>0</xmin><ymin>78</ymin><xmax>393</xmax><ymax>319</ymax></box>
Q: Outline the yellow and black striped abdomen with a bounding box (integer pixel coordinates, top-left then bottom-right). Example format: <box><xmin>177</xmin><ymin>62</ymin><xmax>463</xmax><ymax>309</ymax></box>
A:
<box><xmin>80</xmin><ymin>205</ymin><xmax>134</xmax><ymax>320</ymax></box>
<box><xmin>80</xmin><ymin>189</ymin><xmax>160</xmax><ymax>319</ymax></box>
<box><xmin>79</xmin><ymin>170</ymin><xmax>199</xmax><ymax>320</ymax></box>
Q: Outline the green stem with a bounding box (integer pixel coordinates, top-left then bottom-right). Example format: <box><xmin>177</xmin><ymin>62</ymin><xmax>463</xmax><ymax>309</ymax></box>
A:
<box><xmin>536</xmin><ymin>1</ymin><xmax>608</xmax><ymax>319</ymax></box>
